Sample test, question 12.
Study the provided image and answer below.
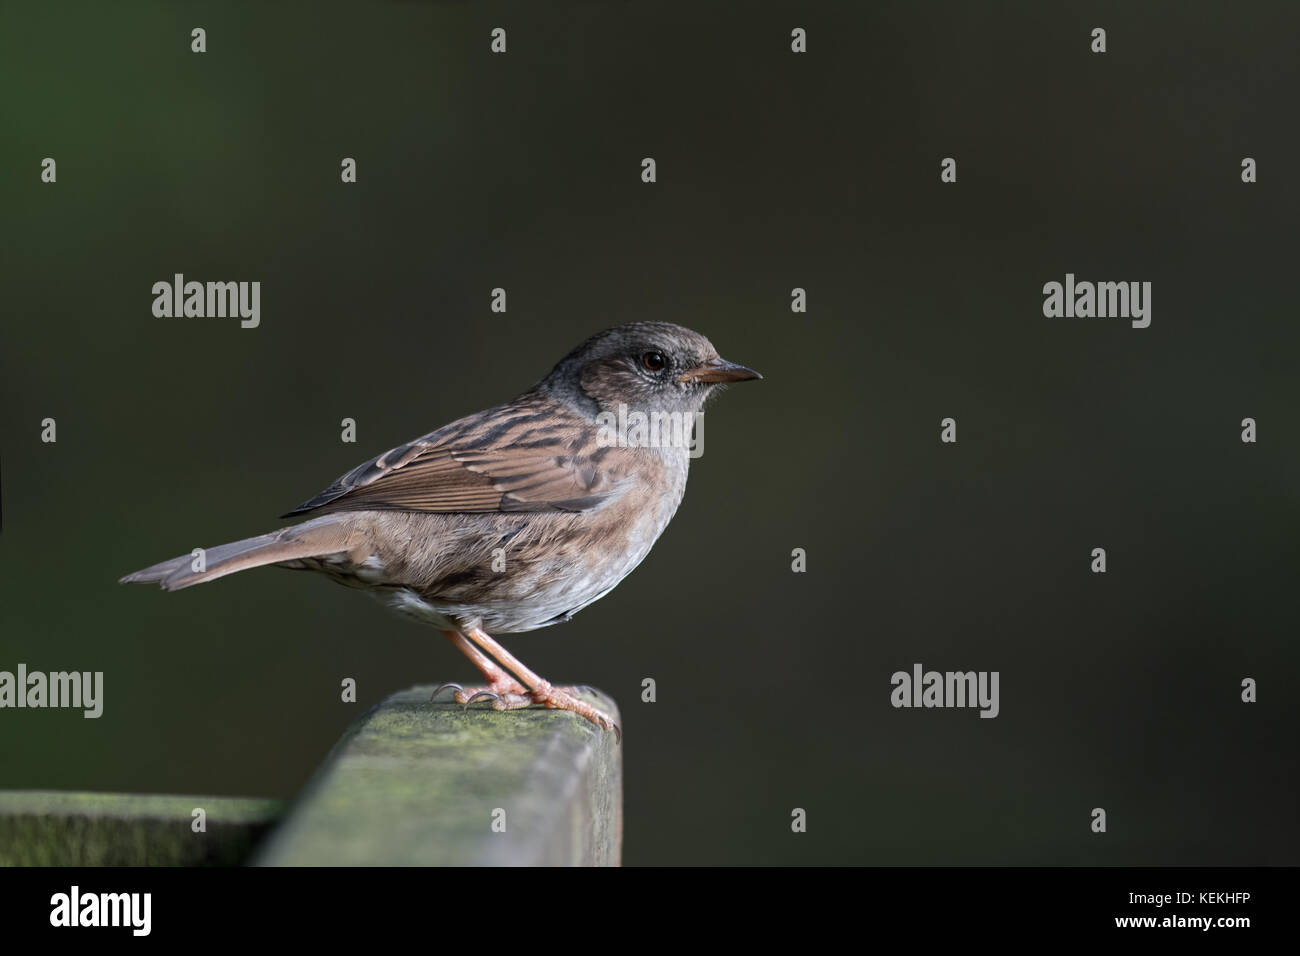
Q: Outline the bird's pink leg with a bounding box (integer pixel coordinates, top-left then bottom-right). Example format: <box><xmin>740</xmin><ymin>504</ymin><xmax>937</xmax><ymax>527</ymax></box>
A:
<box><xmin>433</xmin><ymin>630</ymin><xmax>532</xmax><ymax>708</ymax></box>
<box><xmin>461</xmin><ymin>625</ymin><xmax>620</xmax><ymax>739</ymax></box>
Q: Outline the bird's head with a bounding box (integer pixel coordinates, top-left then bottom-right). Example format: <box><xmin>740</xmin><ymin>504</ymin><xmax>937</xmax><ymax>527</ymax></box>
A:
<box><xmin>540</xmin><ymin>321</ymin><xmax>761</xmax><ymax>418</ymax></box>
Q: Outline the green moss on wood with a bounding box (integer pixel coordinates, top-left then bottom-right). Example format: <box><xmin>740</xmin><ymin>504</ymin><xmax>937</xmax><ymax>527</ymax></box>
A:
<box><xmin>254</xmin><ymin>686</ymin><xmax>622</xmax><ymax>866</ymax></box>
<box><xmin>0</xmin><ymin>791</ymin><xmax>284</xmax><ymax>866</ymax></box>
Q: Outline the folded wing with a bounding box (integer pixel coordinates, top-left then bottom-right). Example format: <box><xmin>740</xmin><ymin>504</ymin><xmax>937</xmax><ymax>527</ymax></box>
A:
<box><xmin>283</xmin><ymin>401</ymin><xmax>631</xmax><ymax>517</ymax></box>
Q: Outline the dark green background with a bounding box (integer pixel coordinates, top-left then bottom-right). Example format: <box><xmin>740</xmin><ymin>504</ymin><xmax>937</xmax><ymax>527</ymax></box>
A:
<box><xmin>3</xmin><ymin>1</ymin><xmax>1297</xmax><ymax>865</ymax></box>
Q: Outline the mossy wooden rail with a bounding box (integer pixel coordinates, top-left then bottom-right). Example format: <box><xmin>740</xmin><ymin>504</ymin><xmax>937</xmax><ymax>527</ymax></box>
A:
<box><xmin>0</xmin><ymin>685</ymin><xmax>622</xmax><ymax>867</ymax></box>
<box><xmin>0</xmin><ymin>791</ymin><xmax>283</xmax><ymax>866</ymax></box>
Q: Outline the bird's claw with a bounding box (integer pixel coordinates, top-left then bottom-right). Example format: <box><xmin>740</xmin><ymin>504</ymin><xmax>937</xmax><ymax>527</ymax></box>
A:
<box><xmin>465</xmin><ymin>690</ymin><xmax>500</xmax><ymax>708</ymax></box>
<box><xmin>592</xmin><ymin>715</ymin><xmax>622</xmax><ymax>745</ymax></box>
<box><xmin>569</xmin><ymin>686</ymin><xmax>618</xmax><ymax>742</ymax></box>
<box><xmin>430</xmin><ymin>682</ymin><xmax>464</xmax><ymax>702</ymax></box>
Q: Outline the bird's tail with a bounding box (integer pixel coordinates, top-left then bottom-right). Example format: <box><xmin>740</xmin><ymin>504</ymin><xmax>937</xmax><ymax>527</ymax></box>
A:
<box><xmin>119</xmin><ymin>516</ymin><xmax>364</xmax><ymax>591</ymax></box>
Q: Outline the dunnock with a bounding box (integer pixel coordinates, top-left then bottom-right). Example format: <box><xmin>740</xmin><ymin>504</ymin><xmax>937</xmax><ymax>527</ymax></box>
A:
<box><xmin>121</xmin><ymin>322</ymin><xmax>760</xmax><ymax>735</ymax></box>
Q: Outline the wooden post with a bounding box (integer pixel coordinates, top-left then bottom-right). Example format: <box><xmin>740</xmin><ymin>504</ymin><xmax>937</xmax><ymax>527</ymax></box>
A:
<box><xmin>253</xmin><ymin>685</ymin><xmax>622</xmax><ymax>866</ymax></box>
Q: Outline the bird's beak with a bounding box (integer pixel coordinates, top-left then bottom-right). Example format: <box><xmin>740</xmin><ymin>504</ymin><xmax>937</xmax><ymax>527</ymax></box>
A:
<box><xmin>678</xmin><ymin>357</ymin><xmax>763</xmax><ymax>384</ymax></box>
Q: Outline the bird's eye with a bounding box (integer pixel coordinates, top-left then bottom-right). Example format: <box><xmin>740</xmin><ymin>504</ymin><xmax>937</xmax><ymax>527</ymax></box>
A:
<box><xmin>641</xmin><ymin>351</ymin><xmax>666</xmax><ymax>372</ymax></box>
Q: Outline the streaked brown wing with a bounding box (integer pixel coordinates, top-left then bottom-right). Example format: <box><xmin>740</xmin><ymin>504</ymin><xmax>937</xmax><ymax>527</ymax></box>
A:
<box><xmin>282</xmin><ymin>400</ymin><xmax>631</xmax><ymax>518</ymax></box>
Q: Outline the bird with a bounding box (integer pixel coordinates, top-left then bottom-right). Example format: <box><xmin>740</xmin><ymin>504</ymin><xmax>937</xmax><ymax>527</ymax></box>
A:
<box><xmin>120</xmin><ymin>322</ymin><xmax>760</xmax><ymax>737</ymax></box>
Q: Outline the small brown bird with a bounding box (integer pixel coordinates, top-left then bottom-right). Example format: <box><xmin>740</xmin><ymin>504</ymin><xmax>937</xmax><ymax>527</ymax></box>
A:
<box><xmin>121</xmin><ymin>322</ymin><xmax>759</xmax><ymax>735</ymax></box>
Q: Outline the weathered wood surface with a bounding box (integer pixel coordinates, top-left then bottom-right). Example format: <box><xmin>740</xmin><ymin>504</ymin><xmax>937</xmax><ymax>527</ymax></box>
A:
<box><xmin>0</xmin><ymin>791</ymin><xmax>283</xmax><ymax>866</ymax></box>
<box><xmin>254</xmin><ymin>685</ymin><xmax>622</xmax><ymax>866</ymax></box>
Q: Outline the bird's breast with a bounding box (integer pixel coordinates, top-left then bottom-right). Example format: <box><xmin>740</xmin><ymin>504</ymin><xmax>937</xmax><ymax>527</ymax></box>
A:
<box><xmin>334</xmin><ymin>448</ymin><xmax>690</xmax><ymax>634</ymax></box>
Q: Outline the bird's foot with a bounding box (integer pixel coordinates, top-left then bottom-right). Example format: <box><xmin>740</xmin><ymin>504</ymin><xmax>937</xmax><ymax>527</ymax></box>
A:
<box><xmin>430</xmin><ymin>677</ymin><xmax>530</xmax><ymax>709</ymax></box>
<box><xmin>431</xmin><ymin>680</ymin><xmax>619</xmax><ymax>742</ymax></box>
<box><xmin>531</xmin><ymin>682</ymin><xmax>621</xmax><ymax>743</ymax></box>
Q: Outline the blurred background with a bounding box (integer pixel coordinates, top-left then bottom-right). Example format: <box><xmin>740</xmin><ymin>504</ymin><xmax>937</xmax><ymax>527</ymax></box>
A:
<box><xmin>2</xmin><ymin>1</ymin><xmax>1298</xmax><ymax>865</ymax></box>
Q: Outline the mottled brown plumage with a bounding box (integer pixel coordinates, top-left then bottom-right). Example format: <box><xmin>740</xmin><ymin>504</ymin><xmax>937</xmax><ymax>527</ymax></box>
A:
<box><xmin>121</xmin><ymin>322</ymin><xmax>760</xmax><ymax>733</ymax></box>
